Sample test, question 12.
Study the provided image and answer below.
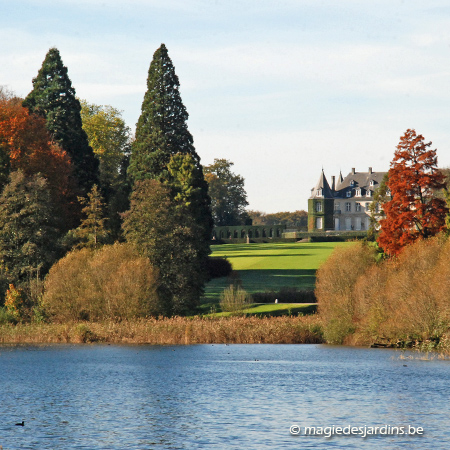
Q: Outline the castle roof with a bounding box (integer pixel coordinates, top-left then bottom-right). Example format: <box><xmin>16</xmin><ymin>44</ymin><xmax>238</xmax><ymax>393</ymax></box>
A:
<box><xmin>310</xmin><ymin>167</ymin><xmax>387</xmax><ymax>199</ymax></box>
<box><xmin>310</xmin><ymin>169</ymin><xmax>333</xmax><ymax>199</ymax></box>
<box><xmin>335</xmin><ymin>168</ymin><xmax>386</xmax><ymax>198</ymax></box>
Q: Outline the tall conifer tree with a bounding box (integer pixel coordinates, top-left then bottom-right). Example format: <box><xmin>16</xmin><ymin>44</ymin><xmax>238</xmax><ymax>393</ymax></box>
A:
<box><xmin>128</xmin><ymin>44</ymin><xmax>213</xmax><ymax>249</ymax></box>
<box><xmin>23</xmin><ymin>48</ymin><xmax>99</xmax><ymax>194</ymax></box>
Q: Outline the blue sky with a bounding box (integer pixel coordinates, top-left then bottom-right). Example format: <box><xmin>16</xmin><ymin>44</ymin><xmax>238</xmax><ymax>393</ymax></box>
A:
<box><xmin>2</xmin><ymin>0</ymin><xmax>450</xmax><ymax>212</ymax></box>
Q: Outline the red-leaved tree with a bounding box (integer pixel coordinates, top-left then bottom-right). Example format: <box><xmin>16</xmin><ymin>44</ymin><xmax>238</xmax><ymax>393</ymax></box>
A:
<box><xmin>378</xmin><ymin>129</ymin><xmax>448</xmax><ymax>256</ymax></box>
<box><xmin>0</xmin><ymin>94</ymin><xmax>79</xmax><ymax>231</ymax></box>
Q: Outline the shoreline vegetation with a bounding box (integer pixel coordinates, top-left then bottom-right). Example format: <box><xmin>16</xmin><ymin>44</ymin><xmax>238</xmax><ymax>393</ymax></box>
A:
<box><xmin>0</xmin><ymin>315</ymin><xmax>323</xmax><ymax>345</ymax></box>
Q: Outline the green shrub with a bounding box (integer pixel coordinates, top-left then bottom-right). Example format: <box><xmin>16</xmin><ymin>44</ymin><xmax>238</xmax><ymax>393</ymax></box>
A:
<box><xmin>43</xmin><ymin>243</ymin><xmax>163</xmax><ymax>321</ymax></box>
<box><xmin>206</xmin><ymin>256</ymin><xmax>233</xmax><ymax>279</ymax></box>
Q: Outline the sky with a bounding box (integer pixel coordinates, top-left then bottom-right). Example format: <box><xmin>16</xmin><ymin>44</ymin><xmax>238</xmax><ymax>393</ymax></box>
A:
<box><xmin>2</xmin><ymin>0</ymin><xmax>450</xmax><ymax>213</ymax></box>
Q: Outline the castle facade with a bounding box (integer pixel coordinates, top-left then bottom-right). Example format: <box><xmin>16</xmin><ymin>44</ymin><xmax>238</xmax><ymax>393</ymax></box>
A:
<box><xmin>308</xmin><ymin>167</ymin><xmax>387</xmax><ymax>232</ymax></box>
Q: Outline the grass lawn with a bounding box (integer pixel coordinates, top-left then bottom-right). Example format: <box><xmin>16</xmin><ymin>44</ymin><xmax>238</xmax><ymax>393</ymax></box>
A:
<box><xmin>209</xmin><ymin>303</ymin><xmax>318</xmax><ymax>317</ymax></box>
<box><xmin>200</xmin><ymin>241</ymin><xmax>355</xmax><ymax>312</ymax></box>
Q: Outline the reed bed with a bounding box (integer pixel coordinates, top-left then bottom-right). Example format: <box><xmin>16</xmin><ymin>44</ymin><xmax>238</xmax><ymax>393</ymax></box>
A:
<box><xmin>0</xmin><ymin>315</ymin><xmax>323</xmax><ymax>345</ymax></box>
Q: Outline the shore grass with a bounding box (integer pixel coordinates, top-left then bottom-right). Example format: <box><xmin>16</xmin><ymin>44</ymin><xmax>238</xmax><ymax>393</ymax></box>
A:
<box><xmin>0</xmin><ymin>315</ymin><xmax>323</xmax><ymax>345</ymax></box>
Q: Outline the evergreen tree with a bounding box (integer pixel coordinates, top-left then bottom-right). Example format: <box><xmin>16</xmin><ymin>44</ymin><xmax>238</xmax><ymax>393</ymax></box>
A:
<box><xmin>23</xmin><ymin>48</ymin><xmax>99</xmax><ymax>194</ymax></box>
<box><xmin>128</xmin><ymin>43</ymin><xmax>199</xmax><ymax>181</ymax></box>
<box><xmin>0</xmin><ymin>170</ymin><xmax>60</xmax><ymax>287</ymax></box>
<box><xmin>123</xmin><ymin>179</ymin><xmax>204</xmax><ymax>315</ymax></box>
<box><xmin>126</xmin><ymin>44</ymin><xmax>213</xmax><ymax>304</ymax></box>
<box><xmin>71</xmin><ymin>185</ymin><xmax>109</xmax><ymax>250</ymax></box>
<box><xmin>127</xmin><ymin>44</ymin><xmax>212</xmax><ymax>241</ymax></box>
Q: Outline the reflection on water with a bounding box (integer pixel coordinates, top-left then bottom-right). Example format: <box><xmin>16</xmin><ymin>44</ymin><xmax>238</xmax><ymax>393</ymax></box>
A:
<box><xmin>0</xmin><ymin>344</ymin><xmax>449</xmax><ymax>449</ymax></box>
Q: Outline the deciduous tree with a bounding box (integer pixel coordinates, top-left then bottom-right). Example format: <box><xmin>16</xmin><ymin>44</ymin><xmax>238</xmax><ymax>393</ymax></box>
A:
<box><xmin>378</xmin><ymin>129</ymin><xmax>448</xmax><ymax>256</ymax></box>
<box><xmin>80</xmin><ymin>99</ymin><xmax>132</xmax><ymax>238</ymax></box>
<box><xmin>204</xmin><ymin>159</ymin><xmax>249</xmax><ymax>226</ymax></box>
<box><xmin>0</xmin><ymin>92</ymin><xmax>76</xmax><ymax>231</ymax></box>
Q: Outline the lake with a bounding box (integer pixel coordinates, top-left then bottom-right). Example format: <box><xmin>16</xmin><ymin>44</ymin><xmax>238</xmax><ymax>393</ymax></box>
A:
<box><xmin>0</xmin><ymin>344</ymin><xmax>449</xmax><ymax>449</ymax></box>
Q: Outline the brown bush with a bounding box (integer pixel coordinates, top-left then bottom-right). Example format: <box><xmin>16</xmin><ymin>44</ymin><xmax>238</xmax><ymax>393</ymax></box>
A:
<box><xmin>316</xmin><ymin>242</ymin><xmax>378</xmax><ymax>344</ymax></box>
<box><xmin>43</xmin><ymin>243</ymin><xmax>162</xmax><ymax>321</ymax></box>
<box><xmin>320</xmin><ymin>234</ymin><xmax>450</xmax><ymax>347</ymax></box>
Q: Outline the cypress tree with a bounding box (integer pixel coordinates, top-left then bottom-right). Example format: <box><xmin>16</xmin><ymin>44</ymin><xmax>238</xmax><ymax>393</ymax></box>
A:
<box><xmin>23</xmin><ymin>48</ymin><xmax>99</xmax><ymax>194</ymax></box>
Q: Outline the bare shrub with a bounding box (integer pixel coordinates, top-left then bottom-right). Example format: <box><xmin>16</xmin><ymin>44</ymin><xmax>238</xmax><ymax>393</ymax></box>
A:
<box><xmin>316</xmin><ymin>242</ymin><xmax>377</xmax><ymax>344</ymax></box>
<box><xmin>43</xmin><ymin>243</ymin><xmax>161</xmax><ymax>321</ymax></box>
<box><xmin>220</xmin><ymin>285</ymin><xmax>251</xmax><ymax>313</ymax></box>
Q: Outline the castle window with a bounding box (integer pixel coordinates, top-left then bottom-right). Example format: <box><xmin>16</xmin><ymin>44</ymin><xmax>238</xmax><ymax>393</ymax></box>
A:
<box><xmin>365</xmin><ymin>202</ymin><xmax>370</xmax><ymax>211</ymax></box>
<box><xmin>334</xmin><ymin>202</ymin><xmax>340</xmax><ymax>211</ymax></box>
<box><xmin>346</xmin><ymin>191</ymin><xmax>352</xmax><ymax>198</ymax></box>
<box><xmin>355</xmin><ymin>203</ymin><xmax>361</xmax><ymax>212</ymax></box>
<box><xmin>316</xmin><ymin>217</ymin><xmax>323</xmax><ymax>229</ymax></box>
<box><xmin>356</xmin><ymin>188</ymin><xmax>361</xmax><ymax>197</ymax></box>
<box><xmin>316</xmin><ymin>202</ymin><xmax>322</xmax><ymax>212</ymax></box>
<box><xmin>317</xmin><ymin>188</ymin><xmax>323</xmax><ymax>197</ymax></box>
<box><xmin>350</xmin><ymin>180</ymin><xmax>355</xmax><ymax>186</ymax></box>
<box><xmin>366</xmin><ymin>190</ymin><xmax>372</xmax><ymax>197</ymax></box>
<box><xmin>370</xmin><ymin>180</ymin><xmax>375</xmax><ymax>187</ymax></box>
<box><xmin>345</xmin><ymin>202</ymin><xmax>351</xmax><ymax>212</ymax></box>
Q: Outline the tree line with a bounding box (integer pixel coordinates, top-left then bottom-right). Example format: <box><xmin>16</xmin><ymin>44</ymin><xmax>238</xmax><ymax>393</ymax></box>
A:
<box><xmin>0</xmin><ymin>44</ymin><xmax>216</xmax><ymax>320</ymax></box>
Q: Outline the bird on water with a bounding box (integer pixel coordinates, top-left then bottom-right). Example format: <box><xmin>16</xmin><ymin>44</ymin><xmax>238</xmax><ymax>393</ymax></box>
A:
<box><xmin>15</xmin><ymin>421</ymin><xmax>24</xmax><ymax>426</ymax></box>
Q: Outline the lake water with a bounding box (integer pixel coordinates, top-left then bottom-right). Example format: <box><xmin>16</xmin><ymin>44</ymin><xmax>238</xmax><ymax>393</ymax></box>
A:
<box><xmin>0</xmin><ymin>344</ymin><xmax>449</xmax><ymax>449</ymax></box>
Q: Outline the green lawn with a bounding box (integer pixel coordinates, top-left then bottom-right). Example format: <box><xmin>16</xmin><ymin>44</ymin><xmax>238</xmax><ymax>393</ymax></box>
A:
<box><xmin>209</xmin><ymin>303</ymin><xmax>318</xmax><ymax>317</ymax></box>
<box><xmin>201</xmin><ymin>241</ymin><xmax>355</xmax><ymax>310</ymax></box>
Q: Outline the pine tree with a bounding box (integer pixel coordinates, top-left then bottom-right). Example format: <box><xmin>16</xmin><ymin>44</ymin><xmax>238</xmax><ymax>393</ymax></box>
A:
<box><xmin>71</xmin><ymin>185</ymin><xmax>109</xmax><ymax>250</ymax></box>
<box><xmin>23</xmin><ymin>48</ymin><xmax>99</xmax><ymax>194</ymax></box>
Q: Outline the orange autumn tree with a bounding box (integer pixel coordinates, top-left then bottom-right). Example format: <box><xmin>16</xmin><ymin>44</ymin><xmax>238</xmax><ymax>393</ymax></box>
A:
<box><xmin>378</xmin><ymin>129</ymin><xmax>448</xmax><ymax>256</ymax></box>
<box><xmin>0</xmin><ymin>94</ymin><xmax>77</xmax><ymax>230</ymax></box>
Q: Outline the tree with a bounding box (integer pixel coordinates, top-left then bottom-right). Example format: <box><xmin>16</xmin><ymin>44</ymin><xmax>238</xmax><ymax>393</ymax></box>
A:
<box><xmin>204</xmin><ymin>159</ymin><xmax>249</xmax><ymax>226</ymax></box>
<box><xmin>122</xmin><ymin>179</ymin><xmax>205</xmax><ymax>315</ymax></box>
<box><xmin>0</xmin><ymin>91</ymin><xmax>77</xmax><ymax>231</ymax></box>
<box><xmin>0</xmin><ymin>171</ymin><xmax>60</xmax><ymax>288</ymax></box>
<box><xmin>127</xmin><ymin>43</ymin><xmax>212</xmax><ymax>237</ymax></box>
<box><xmin>126</xmin><ymin>43</ymin><xmax>213</xmax><ymax>297</ymax></box>
<box><xmin>378</xmin><ymin>129</ymin><xmax>448</xmax><ymax>256</ymax></box>
<box><xmin>69</xmin><ymin>185</ymin><xmax>109</xmax><ymax>250</ymax></box>
<box><xmin>247</xmin><ymin>210</ymin><xmax>308</xmax><ymax>228</ymax></box>
<box><xmin>23</xmin><ymin>48</ymin><xmax>99</xmax><ymax>195</ymax></box>
<box><xmin>166</xmin><ymin>153</ymin><xmax>213</xmax><ymax>247</ymax></box>
<box><xmin>128</xmin><ymin>43</ymin><xmax>201</xmax><ymax>182</ymax></box>
<box><xmin>80</xmin><ymin>99</ymin><xmax>132</xmax><ymax>238</ymax></box>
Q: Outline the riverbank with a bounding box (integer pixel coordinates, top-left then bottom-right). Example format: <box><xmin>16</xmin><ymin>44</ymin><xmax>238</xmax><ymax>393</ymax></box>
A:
<box><xmin>0</xmin><ymin>315</ymin><xmax>324</xmax><ymax>344</ymax></box>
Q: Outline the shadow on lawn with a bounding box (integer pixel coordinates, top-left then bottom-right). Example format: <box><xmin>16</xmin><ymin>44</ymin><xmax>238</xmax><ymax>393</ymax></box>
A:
<box><xmin>203</xmin><ymin>269</ymin><xmax>317</xmax><ymax>304</ymax></box>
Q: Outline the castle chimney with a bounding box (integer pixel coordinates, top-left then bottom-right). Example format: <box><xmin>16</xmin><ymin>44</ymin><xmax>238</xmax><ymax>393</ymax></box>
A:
<box><xmin>369</xmin><ymin>167</ymin><xmax>373</xmax><ymax>174</ymax></box>
<box><xmin>352</xmin><ymin>168</ymin><xmax>356</xmax><ymax>175</ymax></box>
<box><xmin>331</xmin><ymin>176</ymin><xmax>335</xmax><ymax>191</ymax></box>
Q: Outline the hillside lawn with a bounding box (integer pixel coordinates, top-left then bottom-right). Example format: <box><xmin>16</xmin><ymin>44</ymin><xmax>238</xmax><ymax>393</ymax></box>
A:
<box><xmin>200</xmin><ymin>241</ymin><xmax>356</xmax><ymax>315</ymax></box>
